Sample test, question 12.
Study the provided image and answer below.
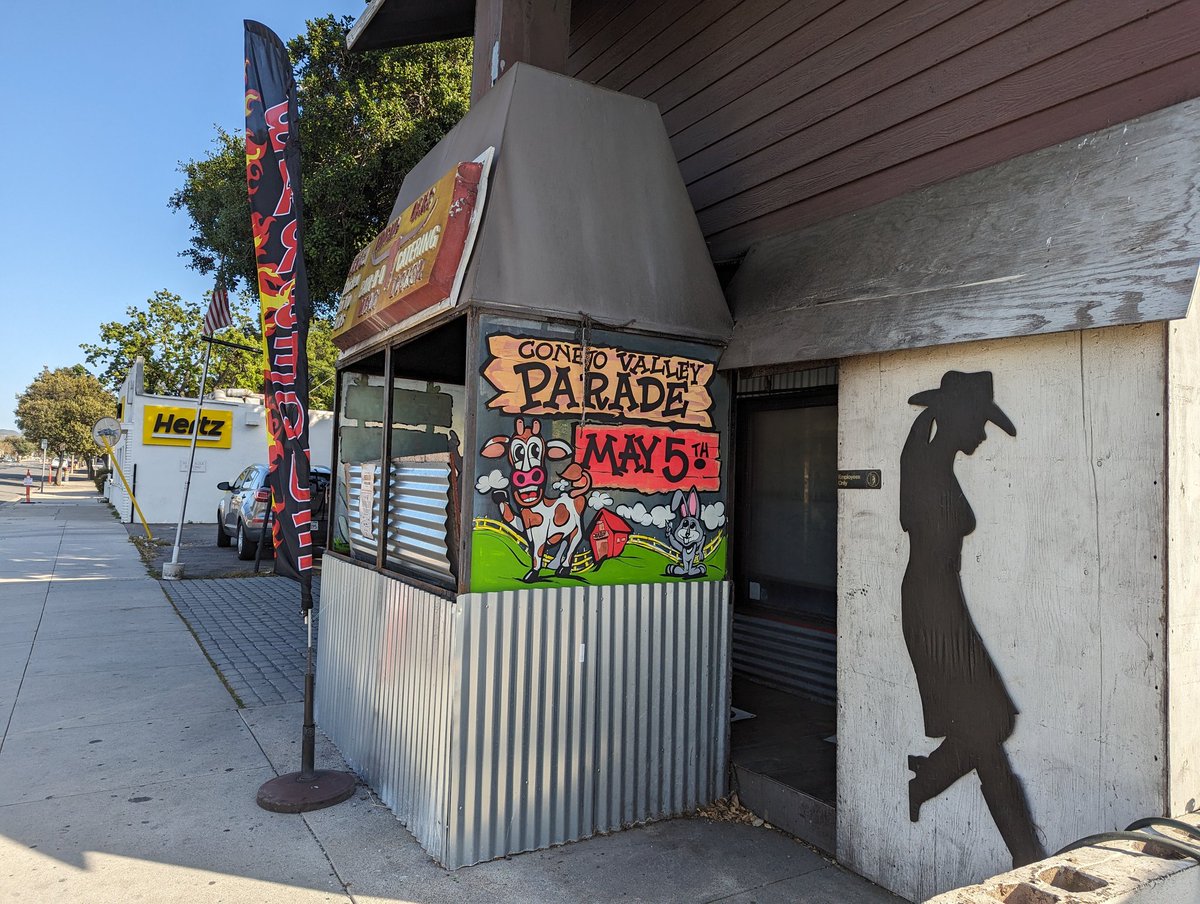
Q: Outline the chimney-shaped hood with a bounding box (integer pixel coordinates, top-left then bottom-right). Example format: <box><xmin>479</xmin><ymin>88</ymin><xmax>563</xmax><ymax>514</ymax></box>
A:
<box><xmin>358</xmin><ymin>63</ymin><xmax>732</xmax><ymax>352</ymax></box>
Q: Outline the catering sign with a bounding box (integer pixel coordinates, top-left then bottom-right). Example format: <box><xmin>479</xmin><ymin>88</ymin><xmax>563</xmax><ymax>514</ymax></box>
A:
<box><xmin>332</xmin><ymin>150</ymin><xmax>492</xmax><ymax>350</ymax></box>
<box><xmin>142</xmin><ymin>405</ymin><xmax>233</xmax><ymax>448</ymax></box>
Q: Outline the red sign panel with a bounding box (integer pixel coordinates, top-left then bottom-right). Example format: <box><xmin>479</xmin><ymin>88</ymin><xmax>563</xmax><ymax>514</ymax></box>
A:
<box><xmin>332</xmin><ymin>160</ymin><xmax>485</xmax><ymax>350</ymax></box>
<box><xmin>574</xmin><ymin>425</ymin><xmax>720</xmax><ymax>493</ymax></box>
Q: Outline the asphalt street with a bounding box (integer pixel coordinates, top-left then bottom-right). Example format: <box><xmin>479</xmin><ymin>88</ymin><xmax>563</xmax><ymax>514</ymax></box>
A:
<box><xmin>0</xmin><ymin>457</ymin><xmax>54</xmax><ymax>505</ymax></box>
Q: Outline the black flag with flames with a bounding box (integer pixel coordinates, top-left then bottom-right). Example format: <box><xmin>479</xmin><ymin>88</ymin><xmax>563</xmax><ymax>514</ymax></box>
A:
<box><xmin>245</xmin><ymin>20</ymin><xmax>314</xmax><ymax>601</ymax></box>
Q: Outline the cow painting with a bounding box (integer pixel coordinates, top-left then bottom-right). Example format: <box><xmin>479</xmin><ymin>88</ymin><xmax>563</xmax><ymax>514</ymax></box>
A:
<box><xmin>481</xmin><ymin>418</ymin><xmax>592</xmax><ymax>582</ymax></box>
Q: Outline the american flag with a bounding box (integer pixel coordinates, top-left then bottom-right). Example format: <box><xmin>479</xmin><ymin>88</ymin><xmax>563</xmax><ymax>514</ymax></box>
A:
<box><xmin>203</xmin><ymin>284</ymin><xmax>232</xmax><ymax>336</ymax></box>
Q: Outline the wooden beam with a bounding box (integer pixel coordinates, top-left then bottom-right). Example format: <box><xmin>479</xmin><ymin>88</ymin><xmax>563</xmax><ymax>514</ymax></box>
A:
<box><xmin>472</xmin><ymin>0</ymin><xmax>571</xmax><ymax>101</ymax></box>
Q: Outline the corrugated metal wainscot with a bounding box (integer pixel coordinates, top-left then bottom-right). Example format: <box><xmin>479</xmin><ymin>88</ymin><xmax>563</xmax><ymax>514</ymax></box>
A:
<box><xmin>315</xmin><ymin>555</ymin><xmax>457</xmax><ymax>863</ymax></box>
<box><xmin>316</xmin><ymin>557</ymin><xmax>732</xmax><ymax>869</ymax></box>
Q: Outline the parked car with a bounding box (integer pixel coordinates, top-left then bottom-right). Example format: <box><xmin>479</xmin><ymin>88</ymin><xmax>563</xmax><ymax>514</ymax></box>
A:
<box><xmin>216</xmin><ymin>464</ymin><xmax>332</xmax><ymax>560</ymax></box>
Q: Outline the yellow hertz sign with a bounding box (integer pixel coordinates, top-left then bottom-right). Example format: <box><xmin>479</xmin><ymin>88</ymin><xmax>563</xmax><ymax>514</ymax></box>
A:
<box><xmin>143</xmin><ymin>406</ymin><xmax>233</xmax><ymax>449</ymax></box>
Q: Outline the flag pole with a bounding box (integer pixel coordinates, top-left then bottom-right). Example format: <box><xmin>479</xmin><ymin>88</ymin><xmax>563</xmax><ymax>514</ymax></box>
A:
<box><xmin>245</xmin><ymin>19</ymin><xmax>355</xmax><ymax>814</ymax></box>
<box><xmin>162</xmin><ymin>328</ymin><xmax>214</xmax><ymax>581</ymax></box>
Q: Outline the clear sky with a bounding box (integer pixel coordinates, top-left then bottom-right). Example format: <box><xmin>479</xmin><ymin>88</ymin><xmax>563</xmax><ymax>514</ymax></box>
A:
<box><xmin>0</xmin><ymin>0</ymin><xmax>367</xmax><ymax>431</ymax></box>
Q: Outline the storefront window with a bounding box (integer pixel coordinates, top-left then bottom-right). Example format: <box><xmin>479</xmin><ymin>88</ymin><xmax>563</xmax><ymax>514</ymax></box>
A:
<box><xmin>332</xmin><ymin>353</ymin><xmax>386</xmax><ymax>566</ymax></box>
<box><xmin>382</xmin><ymin>372</ymin><xmax>464</xmax><ymax>581</ymax></box>
<box><xmin>736</xmin><ymin>392</ymin><xmax>838</xmax><ymax>622</ymax></box>
<box><xmin>332</xmin><ymin>317</ymin><xmax>466</xmax><ymax>588</ymax></box>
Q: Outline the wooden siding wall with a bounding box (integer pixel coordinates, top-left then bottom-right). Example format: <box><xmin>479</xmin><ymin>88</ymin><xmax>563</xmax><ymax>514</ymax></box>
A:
<box><xmin>567</xmin><ymin>0</ymin><xmax>1200</xmax><ymax>261</ymax></box>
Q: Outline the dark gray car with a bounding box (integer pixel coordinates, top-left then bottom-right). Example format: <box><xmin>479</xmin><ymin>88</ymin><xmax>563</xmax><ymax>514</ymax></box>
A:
<box><xmin>216</xmin><ymin>464</ymin><xmax>331</xmax><ymax>560</ymax></box>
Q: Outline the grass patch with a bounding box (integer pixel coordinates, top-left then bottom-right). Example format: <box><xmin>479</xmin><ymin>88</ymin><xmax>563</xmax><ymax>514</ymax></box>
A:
<box><xmin>469</xmin><ymin>529</ymin><xmax>727</xmax><ymax>593</ymax></box>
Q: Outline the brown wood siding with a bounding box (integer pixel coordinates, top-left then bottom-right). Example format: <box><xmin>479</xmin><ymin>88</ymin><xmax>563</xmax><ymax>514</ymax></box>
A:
<box><xmin>568</xmin><ymin>0</ymin><xmax>1200</xmax><ymax>260</ymax></box>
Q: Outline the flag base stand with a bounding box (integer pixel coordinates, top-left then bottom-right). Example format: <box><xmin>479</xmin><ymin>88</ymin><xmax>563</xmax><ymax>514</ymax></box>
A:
<box><xmin>256</xmin><ymin>606</ymin><xmax>355</xmax><ymax>813</ymax></box>
<box><xmin>256</xmin><ymin>769</ymin><xmax>355</xmax><ymax>813</ymax></box>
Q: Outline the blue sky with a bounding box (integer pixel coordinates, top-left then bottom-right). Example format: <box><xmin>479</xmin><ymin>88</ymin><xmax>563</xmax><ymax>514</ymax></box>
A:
<box><xmin>0</xmin><ymin>1</ymin><xmax>366</xmax><ymax>431</ymax></box>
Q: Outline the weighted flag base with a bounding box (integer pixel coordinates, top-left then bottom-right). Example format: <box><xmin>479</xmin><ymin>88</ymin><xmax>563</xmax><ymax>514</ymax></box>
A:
<box><xmin>256</xmin><ymin>769</ymin><xmax>356</xmax><ymax>813</ymax></box>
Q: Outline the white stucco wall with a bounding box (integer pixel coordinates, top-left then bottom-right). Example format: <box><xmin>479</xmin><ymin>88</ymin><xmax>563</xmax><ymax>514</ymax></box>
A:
<box><xmin>836</xmin><ymin>325</ymin><xmax>1168</xmax><ymax>901</ymax></box>
<box><xmin>1167</xmin><ymin>294</ymin><xmax>1200</xmax><ymax>817</ymax></box>
<box><xmin>106</xmin><ymin>366</ymin><xmax>333</xmax><ymax>525</ymax></box>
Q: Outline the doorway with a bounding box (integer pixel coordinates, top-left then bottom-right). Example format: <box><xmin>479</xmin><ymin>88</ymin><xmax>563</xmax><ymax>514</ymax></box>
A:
<box><xmin>731</xmin><ymin>375</ymin><xmax>838</xmax><ymax>850</ymax></box>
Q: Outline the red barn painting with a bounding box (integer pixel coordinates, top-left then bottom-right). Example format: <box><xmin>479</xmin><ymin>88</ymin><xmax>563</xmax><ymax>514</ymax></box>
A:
<box><xmin>588</xmin><ymin>509</ymin><xmax>632</xmax><ymax>563</ymax></box>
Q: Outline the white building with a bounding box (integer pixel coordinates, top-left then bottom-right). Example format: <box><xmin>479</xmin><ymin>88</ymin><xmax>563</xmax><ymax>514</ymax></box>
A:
<box><xmin>105</xmin><ymin>357</ymin><xmax>332</xmax><ymax>525</ymax></box>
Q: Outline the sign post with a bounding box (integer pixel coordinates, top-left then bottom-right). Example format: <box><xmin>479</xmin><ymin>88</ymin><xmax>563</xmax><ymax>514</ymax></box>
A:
<box><xmin>39</xmin><ymin>438</ymin><xmax>46</xmax><ymax>492</ymax></box>
<box><xmin>91</xmin><ymin>418</ymin><xmax>152</xmax><ymax>540</ymax></box>
<box><xmin>162</xmin><ymin>342</ymin><xmax>214</xmax><ymax>581</ymax></box>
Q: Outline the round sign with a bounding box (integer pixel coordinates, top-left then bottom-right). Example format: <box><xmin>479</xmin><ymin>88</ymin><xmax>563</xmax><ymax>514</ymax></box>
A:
<box><xmin>92</xmin><ymin>417</ymin><xmax>122</xmax><ymax>449</ymax></box>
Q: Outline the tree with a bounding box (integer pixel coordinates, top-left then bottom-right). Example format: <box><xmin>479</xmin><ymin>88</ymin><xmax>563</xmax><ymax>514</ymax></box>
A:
<box><xmin>15</xmin><ymin>366</ymin><xmax>115</xmax><ymax>477</ymax></box>
<box><xmin>170</xmin><ymin>16</ymin><xmax>472</xmax><ymax>317</ymax></box>
<box><xmin>0</xmin><ymin>434</ymin><xmax>35</xmax><ymax>459</ymax></box>
<box><xmin>80</xmin><ymin>289</ymin><xmax>338</xmax><ymax>410</ymax></box>
<box><xmin>81</xmin><ymin>290</ymin><xmax>262</xmax><ymax>399</ymax></box>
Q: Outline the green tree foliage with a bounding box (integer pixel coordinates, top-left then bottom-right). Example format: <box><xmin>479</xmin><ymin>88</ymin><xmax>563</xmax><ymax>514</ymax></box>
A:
<box><xmin>0</xmin><ymin>434</ymin><xmax>35</xmax><ymax>459</ymax></box>
<box><xmin>15</xmin><ymin>366</ymin><xmax>115</xmax><ymax>463</ymax></box>
<box><xmin>81</xmin><ymin>290</ymin><xmax>262</xmax><ymax>399</ymax></box>
<box><xmin>170</xmin><ymin>16</ymin><xmax>472</xmax><ymax>317</ymax></box>
<box><xmin>80</xmin><ymin>290</ymin><xmax>338</xmax><ymax>409</ymax></box>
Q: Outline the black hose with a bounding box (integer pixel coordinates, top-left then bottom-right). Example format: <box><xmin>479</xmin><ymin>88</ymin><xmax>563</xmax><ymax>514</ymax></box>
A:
<box><xmin>1054</xmin><ymin>829</ymin><xmax>1200</xmax><ymax>864</ymax></box>
<box><xmin>1125</xmin><ymin>816</ymin><xmax>1200</xmax><ymax>845</ymax></box>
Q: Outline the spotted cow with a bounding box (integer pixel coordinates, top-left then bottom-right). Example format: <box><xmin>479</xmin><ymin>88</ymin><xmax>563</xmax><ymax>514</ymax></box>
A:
<box><xmin>481</xmin><ymin>418</ymin><xmax>591</xmax><ymax>582</ymax></box>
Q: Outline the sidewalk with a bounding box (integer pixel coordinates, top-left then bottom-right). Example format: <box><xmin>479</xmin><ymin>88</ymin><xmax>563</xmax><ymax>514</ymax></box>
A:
<box><xmin>0</xmin><ymin>487</ymin><xmax>901</xmax><ymax>903</ymax></box>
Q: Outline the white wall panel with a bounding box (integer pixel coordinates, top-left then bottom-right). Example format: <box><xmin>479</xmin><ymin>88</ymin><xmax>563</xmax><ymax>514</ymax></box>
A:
<box><xmin>1168</xmin><ymin>293</ymin><xmax>1200</xmax><ymax>815</ymax></box>
<box><xmin>837</xmin><ymin>326</ymin><xmax>1167</xmax><ymax>900</ymax></box>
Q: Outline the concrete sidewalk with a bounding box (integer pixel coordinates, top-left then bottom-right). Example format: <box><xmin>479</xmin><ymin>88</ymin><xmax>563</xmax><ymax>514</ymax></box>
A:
<box><xmin>0</xmin><ymin>487</ymin><xmax>902</xmax><ymax>903</ymax></box>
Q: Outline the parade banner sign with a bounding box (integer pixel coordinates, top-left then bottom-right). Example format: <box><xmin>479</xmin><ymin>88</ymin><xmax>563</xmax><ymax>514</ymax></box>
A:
<box><xmin>332</xmin><ymin>151</ymin><xmax>491</xmax><ymax>350</ymax></box>
<box><xmin>573</xmin><ymin>424</ymin><xmax>720</xmax><ymax>493</ymax></box>
<box><xmin>481</xmin><ymin>333</ymin><xmax>715</xmax><ymax>427</ymax></box>
<box><xmin>471</xmin><ymin>318</ymin><xmax>730</xmax><ymax>593</ymax></box>
<box><xmin>245</xmin><ymin>20</ymin><xmax>314</xmax><ymax>586</ymax></box>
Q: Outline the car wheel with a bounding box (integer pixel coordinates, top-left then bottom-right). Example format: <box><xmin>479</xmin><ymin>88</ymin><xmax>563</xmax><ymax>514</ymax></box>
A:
<box><xmin>216</xmin><ymin>512</ymin><xmax>231</xmax><ymax>547</ymax></box>
<box><xmin>236</xmin><ymin>520</ymin><xmax>258</xmax><ymax>561</ymax></box>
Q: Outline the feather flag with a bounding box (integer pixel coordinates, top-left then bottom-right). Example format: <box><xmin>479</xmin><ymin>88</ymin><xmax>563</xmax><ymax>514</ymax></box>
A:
<box><xmin>244</xmin><ymin>20</ymin><xmax>314</xmax><ymax>598</ymax></box>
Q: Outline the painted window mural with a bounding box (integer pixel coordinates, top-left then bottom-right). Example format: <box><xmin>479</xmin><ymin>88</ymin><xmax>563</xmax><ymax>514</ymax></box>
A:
<box><xmin>470</xmin><ymin>317</ymin><xmax>729</xmax><ymax>592</ymax></box>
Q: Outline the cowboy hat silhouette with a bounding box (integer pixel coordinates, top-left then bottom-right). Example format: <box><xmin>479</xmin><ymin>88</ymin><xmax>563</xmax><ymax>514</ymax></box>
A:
<box><xmin>908</xmin><ymin>371</ymin><xmax>1015</xmax><ymax>436</ymax></box>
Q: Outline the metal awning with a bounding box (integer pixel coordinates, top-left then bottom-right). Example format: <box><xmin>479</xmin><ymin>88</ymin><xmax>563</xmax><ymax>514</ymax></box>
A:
<box><xmin>720</xmin><ymin>97</ymin><xmax>1200</xmax><ymax>370</ymax></box>
<box><xmin>348</xmin><ymin>0</ymin><xmax>473</xmax><ymax>52</ymax></box>
<box><xmin>338</xmin><ymin>63</ymin><xmax>731</xmax><ymax>363</ymax></box>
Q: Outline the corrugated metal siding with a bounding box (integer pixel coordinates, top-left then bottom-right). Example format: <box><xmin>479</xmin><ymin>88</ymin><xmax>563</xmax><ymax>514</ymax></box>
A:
<box><xmin>568</xmin><ymin>0</ymin><xmax>1200</xmax><ymax>258</ymax></box>
<box><xmin>447</xmin><ymin>581</ymin><xmax>731</xmax><ymax>868</ymax></box>
<box><xmin>343</xmin><ymin>461</ymin><xmax>453</xmax><ymax>582</ymax></box>
<box><xmin>737</xmin><ymin>364</ymin><xmax>837</xmax><ymax>397</ymax></box>
<box><xmin>316</xmin><ymin>561</ymin><xmax>731</xmax><ymax>869</ymax></box>
<box><xmin>732</xmin><ymin>613</ymin><xmax>836</xmax><ymax>706</ymax></box>
<box><xmin>315</xmin><ymin>555</ymin><xmax>456</xmax><ymax>862</ymax></box>
<box><xmin>384</xmin><ymin>460</ymin><xmax>453</xmax><ymax>580</ymax></box>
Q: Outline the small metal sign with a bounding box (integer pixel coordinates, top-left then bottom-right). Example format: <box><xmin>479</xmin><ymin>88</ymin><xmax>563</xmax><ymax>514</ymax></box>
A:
<box><xmin>838</xmin><ymin>469</ymin><xmax>882</xmax><ymax>489</ymax></box>
<box><xmin>91</xmin><ymin>417</ymin><xmax>122</xmax><ymax>449</ymax></box>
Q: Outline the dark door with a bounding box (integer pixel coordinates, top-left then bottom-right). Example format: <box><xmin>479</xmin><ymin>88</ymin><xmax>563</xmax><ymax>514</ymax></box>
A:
<box><xmin>731</xmin><ymin>388</ymin><xmax>839</xmax><ymax>833</ymax></box>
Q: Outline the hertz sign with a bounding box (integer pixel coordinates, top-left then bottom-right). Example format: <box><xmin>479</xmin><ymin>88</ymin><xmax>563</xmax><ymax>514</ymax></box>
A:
<box><xmin>143</xmin><ymin>405</ymin><xmax>233</xmax><ymax>449</ymax></box>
